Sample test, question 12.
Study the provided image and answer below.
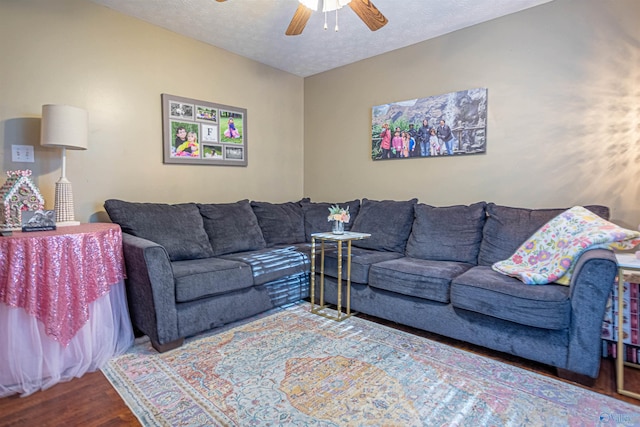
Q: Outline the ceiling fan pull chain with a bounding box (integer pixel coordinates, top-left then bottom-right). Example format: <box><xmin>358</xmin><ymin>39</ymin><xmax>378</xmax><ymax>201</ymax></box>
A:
<box><xmin>324</xmin><ymin>10</ymin><xmax>328</xmax><ymax>30</ymax></box>
<box><xmin>335</xmin><ymin>7</ymin><xmax>339</xmax><ymax>31</ymax></box>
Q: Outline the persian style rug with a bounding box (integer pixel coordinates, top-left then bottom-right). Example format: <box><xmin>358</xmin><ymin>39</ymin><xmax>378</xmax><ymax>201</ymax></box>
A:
<box><xmin>103</xmin><ymin>302</ymin><xmax>640</xmax><ymax>426</ymax></box>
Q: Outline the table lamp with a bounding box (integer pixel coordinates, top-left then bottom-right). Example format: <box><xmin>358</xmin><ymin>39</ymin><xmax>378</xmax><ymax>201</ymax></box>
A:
<box><xmin>40</xmin><ymin>104</ymin><xmax>88</xmax><ymax>226</ymax></box>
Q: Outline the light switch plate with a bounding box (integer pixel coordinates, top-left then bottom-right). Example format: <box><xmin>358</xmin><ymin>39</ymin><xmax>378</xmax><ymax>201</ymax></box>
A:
<box><xmin>12</xmin><ymin>145</ymin><xmax>35</xmax><ymax>163</ymax></box>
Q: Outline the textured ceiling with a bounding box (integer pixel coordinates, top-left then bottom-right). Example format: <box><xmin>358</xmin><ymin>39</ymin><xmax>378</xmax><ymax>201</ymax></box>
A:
<box><xmin>89</xmin><ymin>0</ymin><xmax>553</xmax><ymax>77</ymax></box>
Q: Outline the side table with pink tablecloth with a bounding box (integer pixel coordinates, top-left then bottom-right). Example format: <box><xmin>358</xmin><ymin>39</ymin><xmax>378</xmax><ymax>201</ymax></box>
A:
<box><xmin>0</xmin><ymin>223</ymin><xmax>134</xmax><ymax>397</ymax></box>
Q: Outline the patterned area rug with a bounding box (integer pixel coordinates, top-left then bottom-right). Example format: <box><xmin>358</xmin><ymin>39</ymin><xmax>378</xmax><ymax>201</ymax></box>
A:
<box><xmin>103</xmin><ymin>302</ymin><xmax>640</xmax><ymax>426</ymax></box>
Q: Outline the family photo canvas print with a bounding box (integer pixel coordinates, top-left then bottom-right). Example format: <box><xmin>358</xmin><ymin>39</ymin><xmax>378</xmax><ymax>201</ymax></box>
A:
<box><xmin>162</xmin><ymin>94</ymin><xmax>248</xmax><ymax>166</ymax></box>
<box><xmin>371</xmin><ymin>88</ymin><xmax>487</xmax><ymax>161</ymax></box>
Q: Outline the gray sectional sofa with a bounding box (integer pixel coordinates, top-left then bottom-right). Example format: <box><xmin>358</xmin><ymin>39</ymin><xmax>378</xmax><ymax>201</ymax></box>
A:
<box><xmin>104</xmin><ymin>197</ymin><xmax>617</xmax><ymax>379</ymax></box>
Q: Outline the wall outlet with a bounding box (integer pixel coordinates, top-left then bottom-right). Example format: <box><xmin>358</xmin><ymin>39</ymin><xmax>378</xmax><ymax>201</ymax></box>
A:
<box><xmin>12</xmin><ymin>145</ymin><xmax>35</xmax><ymax>163</ymax></box>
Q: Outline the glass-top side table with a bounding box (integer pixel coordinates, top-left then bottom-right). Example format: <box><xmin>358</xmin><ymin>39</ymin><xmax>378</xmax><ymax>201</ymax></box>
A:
<box><xmin>615</xmin><ymin>252</ymin><xmax>640</xmax><ymax>400</ymax></box>
<box><xmin>310</xmin><ymin>231</ymin><xmax>371</xmax><ymax>321</ymax></box>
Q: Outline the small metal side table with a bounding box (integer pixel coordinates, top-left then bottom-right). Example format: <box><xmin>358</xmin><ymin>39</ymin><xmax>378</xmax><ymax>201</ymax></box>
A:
<box><xmin>310</xmin><ymin>231</ymin><xmax>370</xmax><ymax>321</ymax></box>
<box><xmin>615</xmin><ymin>252</ymin><xmax>640</xmax><ymax>400</ymax></box>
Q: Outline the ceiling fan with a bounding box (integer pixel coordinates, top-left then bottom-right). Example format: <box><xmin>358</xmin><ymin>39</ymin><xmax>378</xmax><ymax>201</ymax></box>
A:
<box><xmin>215</xmin><ymin>0</ymin><xmax>388</xmax><ymax>36</ymax></box>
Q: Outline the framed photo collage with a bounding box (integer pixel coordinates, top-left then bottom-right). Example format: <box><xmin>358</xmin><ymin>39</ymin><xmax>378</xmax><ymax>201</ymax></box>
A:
<box><xmin>162</xmin><ymin>93</ymin><xmax>247</xmax><ymax>166</ymax></box>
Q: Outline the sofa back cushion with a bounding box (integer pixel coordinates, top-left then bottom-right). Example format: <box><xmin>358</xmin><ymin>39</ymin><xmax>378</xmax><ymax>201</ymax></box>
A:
<box><xmin>406</xmin><ymin>202</ymin><xmax>487</xmax><ymax>264</ymax></box>
<box><xmin>197</xmin><ymin>200</ymin><xmax>266</xmax><ymax>256</ymax></box>
<box><xmin>104</xmin><ymin>199</ymin><xmax>214</xmax><ymax>261</ymax></box>
<box><xmin>477</xmin><ymin>203</ymin><xmax>610</xmax><ymax>266</ymax></box>
<box><xmin>350</xmin><ymin>198</ymin><xmax>418</xmax><ymax>253</ymax></box>
<box><xmin>250</xmin><ymin>201</ymin><xmax>306</xmax><ymax>247</ymax></box>
<box><xmin>300</xmin><ymin>199</ymin><xmax>361</xmax><ymax>242</ymax></box>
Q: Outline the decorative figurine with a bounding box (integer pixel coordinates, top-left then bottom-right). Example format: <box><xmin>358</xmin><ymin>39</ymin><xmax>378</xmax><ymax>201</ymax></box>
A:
<box><xmin>0</xmin><ymin>170</ymin><xmax>45</xmax><ymax>230</ymax></box>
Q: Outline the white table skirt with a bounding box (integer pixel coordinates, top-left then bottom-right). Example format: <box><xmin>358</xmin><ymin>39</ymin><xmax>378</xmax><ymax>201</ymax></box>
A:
<box><xmin>0</xmin><ymin>280</ymin><xmax>134</xmax><ymax>397</ymax></box>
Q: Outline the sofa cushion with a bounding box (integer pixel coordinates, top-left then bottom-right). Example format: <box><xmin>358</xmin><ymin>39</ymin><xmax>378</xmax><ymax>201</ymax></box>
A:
<box><xmin>406</xmin><ymin>202</ymin><xmax>486</xmax><ymax>264</ymax></box>
<box><xmin>251</xmin><ymin>201</ymin><xmax>306</xmax><ymax>247</ymax></box>
<box><xmin>198</xmin><ymin>200</ymin><xmax>266</xmax><ymax>256</ymax></box>
<box><xmin>369</xmin><ymin>258</ymin><xmax>474</xmax><ymax>303</ymax></box>
<box><xmin>221</xmin><ymin>247</ymin><xmax>310</xmax><ymax>286</ymax></box>
<box><xmin>172</xmin><ymin>257</ymin><xmax>254</xmax><ymax>303</ymax></box>
<box><xmin>319</xmin><ymin>247</ymin><xmax>403</xmax><ymax>284</ymax></box>
<box><xmin>350</xmin><ymin>198</ymin><xmax>418</xmax><ymax>253</ymax></box>
<box><xmin>477</xmin><ymin>203</ymin><xmax>610</xmax><ymax>266</ymax></box>
<box><xmin>300</xmin><ymin>199</ymin><xmax>361</xmax><ymax>242</ymax></box>
<box><xmin>104</xmin><ymin>199</ymin><xmax>213</xmax><ymax>261</ymax></box>
<box><xmin>450</xmin><ymin>266</ymin><xmax>571</xmax><ymax>330</ymax></box>
<box><xmin>262</xmin><ymin>272</ymin><xmax>310</xmax><ymax>306</ymax></box>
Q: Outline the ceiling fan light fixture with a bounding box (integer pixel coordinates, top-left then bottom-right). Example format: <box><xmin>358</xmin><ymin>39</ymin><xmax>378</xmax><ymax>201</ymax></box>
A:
<box><xmin>298</xmin><ymin>0</ymin><xmax>351</xmax><ymax>13</ymax></box>
<box><xmin>322</xmin><ymin>0</ymin><xmax>351</xmax><ymax>12</ymax></box>
<box><xmin>289</xmin><ymin>0</ymin><xmax>385</xmax><ymax>36</ymax></box>
<box><xmin>299</xmin><ymin>0</ymin><xmax>319</xmax><ymax>11</ymax></box>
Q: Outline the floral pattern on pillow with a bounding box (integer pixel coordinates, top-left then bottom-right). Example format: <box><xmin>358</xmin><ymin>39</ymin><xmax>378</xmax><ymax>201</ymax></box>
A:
<box><xmin>492</xmin><ymin>206</ymin><xmax>640</xmax><ymax>285</ymax></box>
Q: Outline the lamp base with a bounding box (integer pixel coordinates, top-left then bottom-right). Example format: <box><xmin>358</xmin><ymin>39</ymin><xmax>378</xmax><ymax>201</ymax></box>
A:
<box><xmin>54</xmin><ymin>178</ymin><xmax>78</xmax><ymax>224</ymax></box>
<box><xmin>56</xmin><ymin>220</ymin><xmax>81</xmax><ymax>227</ymax></box>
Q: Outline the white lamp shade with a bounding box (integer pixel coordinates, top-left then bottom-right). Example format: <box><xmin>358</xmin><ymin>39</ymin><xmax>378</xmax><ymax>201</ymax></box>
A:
<box><xmin>40</xmin><ymin>104</ymin><xmax>88</xmax><ymax>150</ymax></box>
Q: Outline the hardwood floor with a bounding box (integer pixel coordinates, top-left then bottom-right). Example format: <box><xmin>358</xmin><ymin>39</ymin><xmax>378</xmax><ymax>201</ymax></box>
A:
<box><xmin>0</xmin><ymin>370</ymin><xmax>139</xmax><ymax>427</ymax></box>
<box><xmin>1</xmin><ymin>315</ymin><xmax>638</xmax><ymax>426</ymax></box>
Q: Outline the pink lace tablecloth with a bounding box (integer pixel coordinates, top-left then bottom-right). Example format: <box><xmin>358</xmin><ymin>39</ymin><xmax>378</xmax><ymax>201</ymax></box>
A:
<box><xmin>0</xmin><ymin>223</ymin><xmax>126</xmax><ymax>345</ymax></box>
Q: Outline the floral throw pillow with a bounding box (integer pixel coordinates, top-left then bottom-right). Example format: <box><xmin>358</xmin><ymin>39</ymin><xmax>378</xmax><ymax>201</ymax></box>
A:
<box><xmin>492</xmin><ymin>206</ymin><xmax>640</xmax><ymax>285</ymax></box>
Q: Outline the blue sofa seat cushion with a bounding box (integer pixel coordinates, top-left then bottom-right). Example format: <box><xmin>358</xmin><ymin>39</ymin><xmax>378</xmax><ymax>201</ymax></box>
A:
<box><xmin>198</xmin><ymin>200</ymin><xmax>266</xmax><ymax>256</ymax></box>
<box><xmin>350</xmin><ymin>198</ymin><xmax>418</xmax><ymax>253</ymax></box>
<box><xmin>451</xmin><ymin>266</ymin><xmax>571</xmax><ymax>330</ymax></box>
<box><xmin>172</xmin><ymin>257</ymin><xmax>254</xmax><ymax>303</ymax></box>
<box><xmin>251</xmin><ymin>201</ymin><xmax>306</xmax><ymax>247</ymax></box>
<box><xmin>261</xmin><ymin>272</ymin><xmax>310</xmax><ymax>306</ymax></box>
<box><xmin>478</xmin><ymin>203</ymin><xmax>610</xmax><ymax>266</ymax></box>
<box><xmin>369</xmin><ymin>258</ymin><xmax>474</xmax><ymax>303</ymax></box>
<box><xmin>221</xmin><ymin>246</ymin><xmax>310</xmax><ymax>286</ymax></box>
<box><xmin>406</xmin><ymin>202</ymin><xmax>486</xmax><ymax>264</ymax></box>
<box><xmin>104</xmin><ymin>199</ymin><xmax>214</xmax><ymax>261</ymax></box>
<box><xmin>318</xmin><ymin>247</ymin><xmax>403</xmax><ymax>284</ymax></box>
<box><xmin>300</xmin><ymin>199</ymin><xmax>361</xmax><ymax>242</ymax></box>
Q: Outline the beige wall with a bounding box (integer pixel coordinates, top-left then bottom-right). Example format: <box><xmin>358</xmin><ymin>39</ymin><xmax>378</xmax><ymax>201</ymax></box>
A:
<box><xmin>1</xmin><ymin>0</ymin><xmax>639</xmax><ymax>229</ymax></box>
<box><xmin>304</xmin><ymin>0</ymin><xmax>640</xmax><ymax>228</ymax></box>
<box><xmin>0</xmin><ymin>0</ymin><xmax>304</xmax><ymax>223</ymax></box>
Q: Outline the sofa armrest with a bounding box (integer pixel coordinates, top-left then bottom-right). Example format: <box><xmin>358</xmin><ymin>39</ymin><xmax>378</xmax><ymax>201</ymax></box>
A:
<box><xmin>122</xmin><ymin>232</ymin><xmax>179</xmax><ymax>347</ymax></box>
<box><xmin>566</xmin><ymin>248</ymin><xmax>617</xmax><ymax>377</ymax></box>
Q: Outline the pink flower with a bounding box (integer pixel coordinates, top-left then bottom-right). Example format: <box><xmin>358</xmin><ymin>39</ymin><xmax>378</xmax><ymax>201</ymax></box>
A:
<box><xmin>327</xmin><ymin>204</ymin><xmax>350</xmax><ymax>224</ymax></box>
<box><xmin>576</xmin><ymin>236</ymin><xmax>592</xmax><ymax>248</ymax></box>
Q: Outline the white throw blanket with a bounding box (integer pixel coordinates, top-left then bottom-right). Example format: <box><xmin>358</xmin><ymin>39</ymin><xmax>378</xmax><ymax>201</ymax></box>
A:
<box><xmin>492</xmin><ymin>206</ymin><xmax>640</xmax><ymax>285</ymax></box>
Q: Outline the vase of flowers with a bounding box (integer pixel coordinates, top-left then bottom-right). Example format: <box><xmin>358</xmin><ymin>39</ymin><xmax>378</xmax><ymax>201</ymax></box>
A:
<box><xmin>327</xmin><ymin>204</ymin><xmax>350</xmax><ymax>235</ymax></box>
<box><xmin>332</xmin><ymin>220</ymin><xmax>344</xmax><ymax>235</ymax></box>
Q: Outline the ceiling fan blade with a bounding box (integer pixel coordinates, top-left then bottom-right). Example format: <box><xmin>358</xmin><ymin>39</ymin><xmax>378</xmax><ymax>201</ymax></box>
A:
<box><xmin>348</xmin><ymin>0</ymin><xmax>388</xmax><ymax>31</ymax></box>
<box><xmin>286</xmin><ymin>4</ymin><xmax>313</xmax><ymax>36</ymax></box>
